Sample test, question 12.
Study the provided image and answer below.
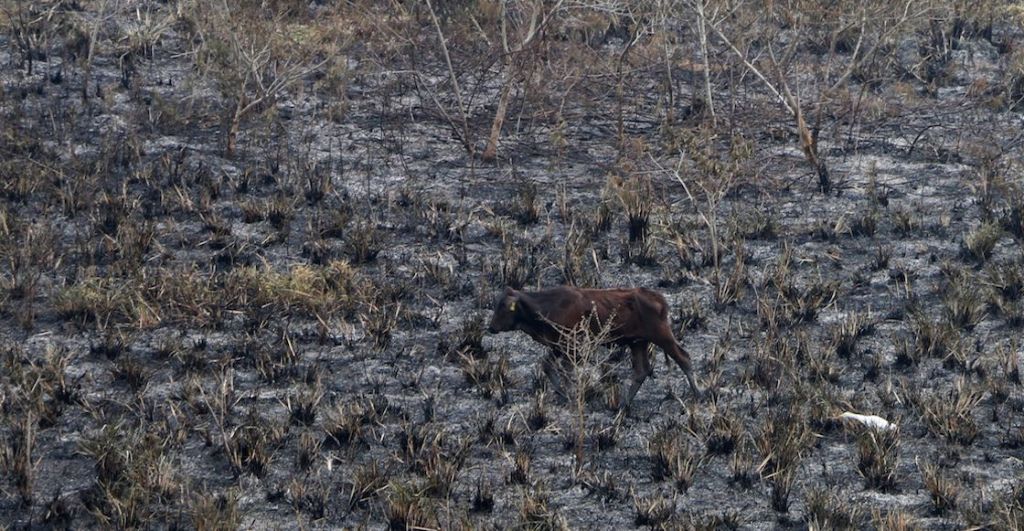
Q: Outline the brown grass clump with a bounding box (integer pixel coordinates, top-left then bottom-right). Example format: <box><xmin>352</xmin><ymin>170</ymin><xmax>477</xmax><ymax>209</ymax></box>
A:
<box><xmin>804</xmin><ymin>488</ymin><xmax>864</xmax><ymax>530</ymax></box>
<box><xmin>754</xmin><ymin>406</ymin><xmax>813</xmax><ymax>512</ymax></box>
<box><xmin>963</xmin><ymin>221</ymin><xmax>1003</xmax><ymax>262</ymax></box>
<box><xmin>648</xmin><ymin>424</ymin><xmax>704</xmax><ymax>493</ymax></box>
<box><xmin>229</xmin><ymin>260</ymin><xmax>364</xmax><ymax>320</ymax></box>
<box><xmin>920</xmin><ymin>461</ymin><xmax>959</xmax><ymax>515</ymax></box>
<box><xmin>384</xmin><ymin>482</ymin><xmax>436</xmax><ymax>530</ymax></box>
<box><xmin>872</xmin><ymin>508</ymin><xmax>920</xmax><ymax>531</ymax></box>
<box><xmin>855</xmin><ymin>426</ymin><xmax>900</xmax><ymax>491</ymax></box>
<box><xmin>190</xmin><ymin>489</ymin><xmax>240</xmax><ymax>531</ymax></box>
<box><xmin>348</xmin><ymin>459</ymin><xmax>388</xmax><ymax>510</ymax></box>
<box><xmin>633</xmin><ymin>491</ymin><xmax>675</xmax><ymax>527</ymax></box>
<box><xmin>911</xmin><ymin>379</ymin><xmax>984</xmax><ymax>445</ymax></box>
<box><xmin>519</xmin><ymin>488</ymin><xmax>569</xmax><ymax>530</ymax></box>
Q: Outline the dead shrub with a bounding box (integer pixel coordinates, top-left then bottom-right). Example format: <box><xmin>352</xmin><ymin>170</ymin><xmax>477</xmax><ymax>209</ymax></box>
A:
<box><xmin>920</xmin><ymin>461</ymin><xmax>959</xmax><ymax>515</ymax></box>
<box><xmin>855</xmin><ymin>426</ymin><xmax>900</xmax><ymax>491</ymax></box>
<box><xmin>754</xmin><ymin>406</ymin><xmax>813</xmax><ymax>513</ymax></box>
<box><xmin>804</xmin><ymin>488</ymin><xmax>864</xmax><ymax>530</ymax></box>
<box><xmin>648</xmin><ymin>424</ymin><xmax>704</xmax><ymax>492</ymax></box>
<box><xmin>912</xmin><ymin>379</ymin><xmax>984</xmax><ymax>445</ymax></box>
<box><xmin>633</xmin><ymin>491</ymin><xmax>675</xmax><ymax>527</ymax></box>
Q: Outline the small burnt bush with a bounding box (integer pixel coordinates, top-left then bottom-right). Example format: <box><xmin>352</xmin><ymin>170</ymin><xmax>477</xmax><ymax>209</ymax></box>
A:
<box><xmin>498</xmin><ymin>239</ymin><xmax>540</xmax><ymax>289</ymax></box>
<box><xmin>346</xmin><ymin>220</ymin><xmax>382</xmax><ymax>263</ymax></box>
<box><xmin>830</xmin><ymin>311</ymin><xmax>875</xmax><ymax>358</ymax></box>
<box><xmin>348</xmin><ymin>459</ymin><xmax>387</xmax><ymax>510</ymax></box>
<box><xmin>855</xmin><ymin>427</ymin><xmax>900</xmax><ymax>491</ymax></box>
<box><xmin>963</xmin><ymin>221</ymin><xmax>1002</xmax><ymax>262</ymax></box>
<box><xmin>920</xmin><ymin>462</ymin><xmax>959</xmax><ymax>515</ymax></box>
<box><xmin>850</xmin><ymin>209</ymin><xmax>878</xmax><ymax>237</ymax></box>
<box><xmin>912</xmin><ymin>380</ymin><xmax>984</xmax><ymax>445</ymax></box>
<box><xmin>705</xmin><ymin>410</ymin><xmax>743</xmax><ymax>456</ymax></box>
<box><xmin>754</xmin><ymin>406</ymin><xmax>813</xmax><ymax>513</ymax></box>
<box><xmin>472</xmin><ymin>477</ymin><xmax>494</xmax><ymax>513</ymax></box>
<box><xmin>633</xmin><ymin>492</ymin><xmax>675</xmax><ymax>527</ymax></box>
<box><xmin>943</xmin><ymin>274</ymin><xmax>985</xmax><ymax>330</ymax></box>
<box><xmin>804</xmin><ymin>488</ymin><xmax>864</xmax><ymax>530</ymax></box>
<box><xmin>513</xmin><ymin>180</ymin><xmax>540</xmax><ymax>225</ymax></box>
<box><xmin>648</xmin><ymin>424</ymin><xmax>703</xmax><ymax>492</ymax></box>
<box><xmin>384</xmin><ymin>483</ymin><xmax>435</xmax><ymax>530</ymax></box>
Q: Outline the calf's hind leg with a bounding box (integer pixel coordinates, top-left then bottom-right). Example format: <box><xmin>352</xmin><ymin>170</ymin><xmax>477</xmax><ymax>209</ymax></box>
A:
<box><xmin>652</xmin><ymin>328</ymin><xmax>703</xmax><ymax>399</ymax></box>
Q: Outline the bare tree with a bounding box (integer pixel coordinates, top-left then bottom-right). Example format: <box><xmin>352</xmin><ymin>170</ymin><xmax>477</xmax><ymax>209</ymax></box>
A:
<box><xmin>184</xmin><ymin>1</ymin><xmax>326</xmax><ymax>156</ymax></box>
<box><xmin>1</xmin><ymin>0</ymin><xmax>63</xmax><ymax>76</ymax></box>
<box><xmin>481</xmin><ymin>0</ymin><xmax>569</xmax><ymax>162</ymax></box>
<box><xmin>693</xmin><ymin>0</ymin><xmax>921</xmax><ymax>192</ymax></box>
<box><xmin>79</xmin><ymin>0</ymin><xmax>116</xmax><ymax>101</ymax></box>
<box><xmin>423</xmin><ymin>0</ymin><xmax>474</xmax><ymax>157</ymax></box>
<box><xmin>682</xmin><ymin>0</ymin><xmax>721</xmax><ymax>122</ymax></box>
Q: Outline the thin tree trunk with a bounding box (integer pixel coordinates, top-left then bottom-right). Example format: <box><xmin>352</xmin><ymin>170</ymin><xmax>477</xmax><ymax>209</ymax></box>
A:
<box><xmin>227</xmin><ymin>98</ymin><xmax>244</xmax><ymax>157</ymax></box>
<box><xmin>424</xmin><ymin>0</ymin><xmax>473</xmax><ymax>156</ymax></box>
<box><xmin>482</xmin><ymin>72</ymin><xmax>514</xmax><ymax>162</ymax></box>
<box><xmin>694</xmin><ymin>0</ymin><xmax>716</xmax><ymax>121</ymax></box>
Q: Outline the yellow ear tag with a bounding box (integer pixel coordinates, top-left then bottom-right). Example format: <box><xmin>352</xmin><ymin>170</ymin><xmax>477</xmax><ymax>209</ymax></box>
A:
<box><xmin>509</xmin><ymin>302</ymin><xmax>517</xmax><ymax>312</ymax></box>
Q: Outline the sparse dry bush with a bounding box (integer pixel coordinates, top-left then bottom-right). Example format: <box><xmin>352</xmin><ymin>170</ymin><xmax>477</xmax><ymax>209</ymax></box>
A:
<box><xmin>1</xmin><ymin>409</ymin><xmax>36</xmax><ymax>505</ymax></box>
<box><xmin>943</xmin><ymin>271</ymin><xmax>986</xmax><ymax>330</ymax></box>
<box><xmin>472</xmin><ymin>477</ymin><xmax>495</xmax><ymax>513</ymax></box>
<box><xmin>519</xmin><ymin>488</ymin><xmax>569</xmax><ymax>530</ymax></box>
<box><xmin>745</xmin><ymin>332</ymin><xmax>801</xmax><ymax>391</ymax></box>
<box><xmin>989</xmin><ymin>482</ymin><xmax>1024</xmax><ymax>530</ymax></box>
<box><xmin>804</xmin><ymin>488</ymin><xmax>864</xmax><ymax>531</ymax></box>
<box><xmin>509</xmin><ymin>447</ymin><xmax>531</xmax><ymax>486</ymax></box>
<box><xmin>964</xmin><ymin>221</ymin><xmax>1003</xmax><ymax>262</ymax></box>
<box><xmin>633</xmin><ymin>490</ymin><xmax>675</xmax><ymax>528</ymax></box>
<box><xmin>703</xmin><ymin>408</ymin><xmax>742</xmax><ymax>456</ymax></box>
<box><xmin>77</xmin><ymin>423</ymin><xmax>181</xmax><ymax>527</ymax></box>
<box><xmin>561</xmin><ymin>222</ymin><xmax>601</xmax><ymax>288</ymax></box>
<box><xmin>754</xmin><ymin>405</ymin><xmax>813</xmax><ymax>512</ymax></box>
<box><xmin>190</xmin><ymin>489</ymin><xmax>240</xmax><ymax>531</ymax></box>
<box><xmin>908</xmin><ymin>314</ymin><xmax>957</xmax><ymax>361</ymax></box>
<box><xmin>855</xmin><ymin>426</ymin><xmax>900</xmax><ymax>491</ymax></box>
<box><xmin>385</xmin><ymin>482</ymin><xmax>436</xmax><ymax>530</ymax></box>
<box><xmin>498</xmin><ymin>238</ymin><xmax>541</xmax><ymax>290</ymax></box>
<box><xmin>458</xmin><ymin>350</ymin><xmax>512</xmax><ymax>399</ymax></box>
<box><xmin>360</xmin><ymin>300</ymin><xmax>400</xmax><ymax>351</ymax></box>
<box><xmin>872</xmin><ymin>508</ymin><xmax>920</xmax><ymax>531</ymax></box>
<box><xmin>920</xmin><ymin>461</ymin><xmax>959</xmax><ymax>515</ymax></box>
<box><xmin>178</xmin><ymin>1</ymin><xmax>328</xmax><ymax>155</ymax></box>
<box><xmin>348</xmin><ymin>459</ymin><xmax>388</xmax><ymax>510</ymax></box>
<box><xmin>912</xmin><ymin>379</ymin><xmax>984</xmax><ymax>445</ymax></box>
<box><xmin>648</xmin><ymin>424</ymin><xmax>704</xmax><ymax>493</ymax></box>
<box><xmin>221</xmin><ymin>410</ymin><xmax>285</xmax><ymax>477</ymax></box>
<box><xmin>830</xmin><ymin>311</ymin><xmax>875</xmax><ymax>358</ymax></box>
<box><xmin>323</xmin><ymin>397</ymin><xmax>377</xmax><ymax>449</ymax></box>
<box><xmin>345</xmin><ymin>219</ymin><xmax>382</xmax><ymax>264</ymax></box>
<box><xmin>513</xmin><ymin>180</ymin><xmax>541</xmax><ymax>225</ymax></box>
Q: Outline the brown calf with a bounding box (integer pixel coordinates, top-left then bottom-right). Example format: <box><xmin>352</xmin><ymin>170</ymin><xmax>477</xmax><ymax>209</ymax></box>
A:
<box><xmin>487</xmin><ymin>286</ymin><xmax>701</xmax><ymax>408</ymax></box>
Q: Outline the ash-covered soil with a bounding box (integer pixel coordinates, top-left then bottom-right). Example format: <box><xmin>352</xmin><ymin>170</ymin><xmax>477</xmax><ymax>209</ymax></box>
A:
<box><xmin>2</xmin><ymin>1</ymin><xmax>1024</xmax><ymax>529</ymax></box>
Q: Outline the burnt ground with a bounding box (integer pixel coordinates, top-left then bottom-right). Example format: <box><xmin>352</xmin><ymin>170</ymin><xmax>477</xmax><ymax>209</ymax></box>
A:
<box><xmin>2</xmin><ymin>2</ymin><xmax>1024</xmax><ymax>530</ymax></box>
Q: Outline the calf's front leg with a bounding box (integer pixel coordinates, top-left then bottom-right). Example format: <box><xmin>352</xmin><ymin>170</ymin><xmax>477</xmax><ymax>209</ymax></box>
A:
<box><xmin>540</xmin><ymin>350</ymin><xmax>570</xmax><ymax>400</ymax></box>
<box><xmin>622</xmin><ymin>342</ymin><xmax>653</xmax><ymax>410</ymax></box>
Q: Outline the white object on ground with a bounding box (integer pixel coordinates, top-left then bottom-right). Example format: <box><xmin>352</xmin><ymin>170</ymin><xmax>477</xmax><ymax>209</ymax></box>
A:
<box><xmin>838</xmin><ymin>411</ymin><xmax>896</xmax><ymax>431</ymax></box>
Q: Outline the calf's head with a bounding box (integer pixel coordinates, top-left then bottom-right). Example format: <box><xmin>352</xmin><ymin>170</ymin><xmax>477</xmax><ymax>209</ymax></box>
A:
<box><xmin>488</xmin><ymin>287</ymin><xmax>521</xmax><ymax>333</ymax></box>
